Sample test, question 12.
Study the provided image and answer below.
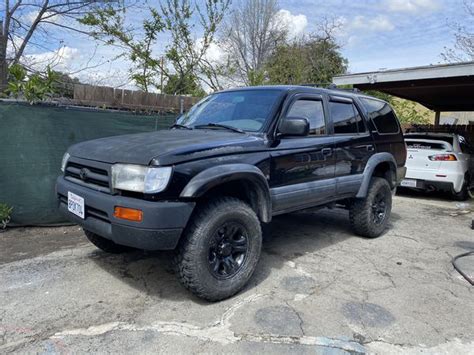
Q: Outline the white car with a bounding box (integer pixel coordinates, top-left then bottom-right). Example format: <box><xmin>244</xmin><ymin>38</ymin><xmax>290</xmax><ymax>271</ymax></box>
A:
<box><xmin>402</xmin><ymin>132</ymin><xmax>474</xmax><ymax>200</ymax></box>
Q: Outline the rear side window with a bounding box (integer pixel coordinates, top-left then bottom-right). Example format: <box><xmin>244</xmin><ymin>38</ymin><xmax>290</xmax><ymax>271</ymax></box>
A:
<box><xmin>287</xmin><ymin>99</ymin><xmax>326</xmax><ymax>135</ymax></box>
<box><xmin>329</xmin><ymin>101</ymin><xmax>365</xmax><ymax>134</ymax></box>
<box><xmin>361</xmin><ymin>98</ymin><xmax>399</xmax><ymax>134</ymax></box>
<box><xmin>406</xmin><ymin>140</ymin><xmax>448</xmax><ymax>150</ymax></box>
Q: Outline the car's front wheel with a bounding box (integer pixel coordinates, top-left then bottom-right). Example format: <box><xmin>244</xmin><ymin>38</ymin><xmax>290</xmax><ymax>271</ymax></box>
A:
<box><xmin>175</xmin><ymin>197</ymin><xmax>262</xmax><ymax>301</ymax></box>
<box><xmin>349</xmin><ymin>177</ymin><xmax>392</xmax><ymax>238</ymax></box>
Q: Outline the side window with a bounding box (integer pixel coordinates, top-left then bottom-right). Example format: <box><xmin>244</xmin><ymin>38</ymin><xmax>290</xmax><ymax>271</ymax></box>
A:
<box><xmin>459</xmin><ymin>136</ymin><xmax>474</xmax><ymax>154</ymax></box>
<box><xmin>361</xmin><ymin>97</ymin><xmax>399</xmax><ymax>134</ymax></box>
<box><xmin>329</xmin><ymin>101</ymin><xmax>364</xmax><ymax>134</ymax></box>
<box><xmin>286</xmin><ymin>99</ymin><xmax>326</xmax><ymax>135</ymax></box>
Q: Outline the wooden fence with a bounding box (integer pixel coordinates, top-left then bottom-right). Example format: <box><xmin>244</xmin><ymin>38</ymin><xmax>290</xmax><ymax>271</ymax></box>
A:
<box><xmin>72</xmin><ymin>84</ymin><xmax>199</xmax><ymax>112</ymax></box>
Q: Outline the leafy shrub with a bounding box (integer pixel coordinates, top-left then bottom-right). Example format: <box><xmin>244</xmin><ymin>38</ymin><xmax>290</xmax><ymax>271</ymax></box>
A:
<box><xmin>0</xmin><ymin>203</ymin><xmax>13</xmax><ymax>229</ymax></box>
<box><xmin>7</xmin><ymin>64</ymin><xmax>59</xmax><ymax>103</ymax></box>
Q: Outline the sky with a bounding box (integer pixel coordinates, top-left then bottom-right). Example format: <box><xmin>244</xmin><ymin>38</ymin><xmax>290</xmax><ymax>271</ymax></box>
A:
<box><xmin>3</xmin><ymin>0</ymin><xmax>472</xmax><ymax>88</ymax></box>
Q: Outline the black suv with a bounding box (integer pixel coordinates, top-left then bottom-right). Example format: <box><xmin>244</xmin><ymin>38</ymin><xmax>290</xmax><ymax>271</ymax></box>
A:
<box><xmin>57</xmin><ymin>86</ymin><xmax>407</xmax><ymax>301</ymax></box>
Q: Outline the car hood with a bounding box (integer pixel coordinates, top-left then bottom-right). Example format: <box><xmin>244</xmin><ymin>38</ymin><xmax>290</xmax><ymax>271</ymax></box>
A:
<box><xmin>68</xmin><ymin>129</ymin><xmax>267</xmax><ymax>165</ymax></box>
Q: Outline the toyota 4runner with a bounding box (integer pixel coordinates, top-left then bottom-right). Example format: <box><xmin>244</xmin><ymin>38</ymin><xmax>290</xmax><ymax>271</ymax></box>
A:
<box><xmin>57</xmin><ymin>86</ymin><xmax>407</xmax><ymax>301</ymax></box>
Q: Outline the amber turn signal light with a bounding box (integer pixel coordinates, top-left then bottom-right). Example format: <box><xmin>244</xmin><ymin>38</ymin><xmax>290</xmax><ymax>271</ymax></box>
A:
<box><xmin>114</xmin><ymin>206</ymin><xmax>143</xmax><ymax>222</ymax></box>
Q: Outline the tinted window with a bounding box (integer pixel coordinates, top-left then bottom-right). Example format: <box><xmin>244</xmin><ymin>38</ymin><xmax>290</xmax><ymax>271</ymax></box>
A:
<box><xmin>406</xmin><ymin>140</ymin><xmax>448</xmax><ymax>150</ymax></box>
<box><xmin>361</xmin><ymin>98</ymin><xmax>399</xmax><ymax>134</ymax></box>
<box><xmin>329</xmin><ymin>101</ymin><xmax>364</xmax><ymax>134</ymax></box>
<box><xmin>459</xmin><ymin>135</ymin><xmax>474</xmax><ymax>154</ymax></box>
<box><xmin>287</xmin><ymin>99</ymin><xmax>326</xmax><ymax>135</ymax></box>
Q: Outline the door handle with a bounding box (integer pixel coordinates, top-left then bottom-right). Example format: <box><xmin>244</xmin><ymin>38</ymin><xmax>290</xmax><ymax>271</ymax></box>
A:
<box><xmin>321</xmin><ymin>148</ymin><xmax>332</xmax><ymax>156</ymax></box>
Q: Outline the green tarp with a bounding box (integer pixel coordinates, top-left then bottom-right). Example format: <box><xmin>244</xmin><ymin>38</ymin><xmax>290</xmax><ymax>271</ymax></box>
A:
<box><xmin>0</xmin><ymin>101</ymin><xmax>176</xmax><ymax>225</ymax></box>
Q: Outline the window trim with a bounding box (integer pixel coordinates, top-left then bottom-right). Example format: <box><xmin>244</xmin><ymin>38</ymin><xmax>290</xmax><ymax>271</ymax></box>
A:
<box><xmin>282</xmin><ymin>94</ymin><xmax>329</xmax><ymax>137</ymax></box>
<box><xmin>329</xmin><ymin>97</ymin><xmax>368</xmax><ymax>136</ymax></box>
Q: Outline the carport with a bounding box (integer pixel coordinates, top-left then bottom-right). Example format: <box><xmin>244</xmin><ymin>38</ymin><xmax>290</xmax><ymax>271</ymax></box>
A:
<box><xmin>333</xmin><ymin>61</ymin><xmax>474</xmax><ymax>125</ymax></box>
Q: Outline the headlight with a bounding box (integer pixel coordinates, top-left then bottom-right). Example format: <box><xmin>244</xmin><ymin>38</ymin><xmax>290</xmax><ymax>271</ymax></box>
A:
<box><xmin>61</xmin><ymin>152</ymin><xmax>70</xmax><ymax>172</ymax></box>
<box><xmin>111</xmin><ymin>164</ymin><xmax>172</xmax><ymax>194</ymax></box>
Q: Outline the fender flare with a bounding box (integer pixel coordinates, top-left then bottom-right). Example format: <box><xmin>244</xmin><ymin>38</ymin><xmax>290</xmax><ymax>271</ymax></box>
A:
<box><xmin>180</xmin><ymin>164</ymin><xmax>272</xmax><ymax>222</ymax></box>
<box><xmin>356</xmin><ymin>153</ymin><xmax>397</xmax><ymax>198</ymax></box>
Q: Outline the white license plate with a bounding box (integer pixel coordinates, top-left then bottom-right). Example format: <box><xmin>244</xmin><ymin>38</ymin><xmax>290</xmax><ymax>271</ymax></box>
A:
<box><xmin>68</xmin><ymin>192</ymin><xmax>85</xmax><ymax>219</ymax></box>
<box><xmin>401</xmin><ymin>179</ymin><xmax>417</xmax><ymax>188</ymax></box>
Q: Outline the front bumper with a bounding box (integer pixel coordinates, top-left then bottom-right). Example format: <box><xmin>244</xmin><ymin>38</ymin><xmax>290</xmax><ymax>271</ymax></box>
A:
<box><xmin>56</xmin><ymin>176</ymin><xmax>195</xmax><ymax>250</ymax></box>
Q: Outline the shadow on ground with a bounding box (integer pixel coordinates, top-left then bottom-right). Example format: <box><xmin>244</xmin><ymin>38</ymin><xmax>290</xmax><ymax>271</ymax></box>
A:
<box><xmin>91</xmin><ymin>208</ymin><xmax>354</xmax><ymax>303</ymax></box>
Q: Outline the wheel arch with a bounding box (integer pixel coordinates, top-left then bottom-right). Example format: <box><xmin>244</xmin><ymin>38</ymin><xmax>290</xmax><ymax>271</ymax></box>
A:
<box><xmin>180</xmin><ymin>164</ymin><xmax>272</xmax><ymax>223</ymax></box>
<box><xmin>356</xmin><ymin>153</ymin><xmax>398</xmax><ymax>198</ymax></box>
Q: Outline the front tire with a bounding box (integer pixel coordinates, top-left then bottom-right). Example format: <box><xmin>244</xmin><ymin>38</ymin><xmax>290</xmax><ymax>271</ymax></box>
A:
<box><xmin>349</xmin><ymin>177</ymin><xmax>392</xmax><ymax>238</ymax></box>
<box><xmin>175</xmin><ymin>197</ymin><xmax>262</xmax><ymax>301</ymax></box>
<box><xmin>84</xmin><ymin>229</ymin><xmax>133</xmax><ymax>254</ymax></box>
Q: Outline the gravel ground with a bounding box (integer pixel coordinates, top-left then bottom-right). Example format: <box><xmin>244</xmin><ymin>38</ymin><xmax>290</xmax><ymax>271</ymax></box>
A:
<box><xmin>0</xmin><ymin>192</ymin><xmax>473</xmax><ymax>354</ymax></box>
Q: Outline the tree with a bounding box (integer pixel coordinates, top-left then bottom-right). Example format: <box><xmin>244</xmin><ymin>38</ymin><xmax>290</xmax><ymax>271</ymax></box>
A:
<box><xmin>221</xmin><ymin>0</ymin><xmax>287</xmax><ymax>85</ymax></box>
<box><xmin>442</xmin><ymin>0</ymin><xmax>473</xmax><ymax>62</ymax></box>
<box><xmin>80</xmin><ymin>0</ymin><xmax>229</xmax><ymax>95</ymax></box>
<box><xmin>0</xmin><ymin>0</ymin><xmax>115</xmax><ymax>91</ymax></box>
<box><xmin>163</xmin><ymin>73</ymin><xmax>206</xmax><ymax>97</ymax></box>
<box><xmin>266</xmin><ymin>32</ymin><xmax>347</xmax><ymax>85</ymax></box>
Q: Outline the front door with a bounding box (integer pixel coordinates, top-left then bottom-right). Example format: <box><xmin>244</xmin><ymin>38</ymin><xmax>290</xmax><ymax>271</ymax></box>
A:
<box><xmin>269</xmin><ymin>94</ymin><xmax>335</xmax><ymax>214</ymax></box>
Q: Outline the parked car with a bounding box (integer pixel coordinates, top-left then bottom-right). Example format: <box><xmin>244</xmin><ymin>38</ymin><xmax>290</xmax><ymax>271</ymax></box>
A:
<box><xmin>402</xmin><ymin>132</ymin><xmax>474</xmax><ymax>200</ymax></box>
<box><xmin>57</xmin><ymin>86</ymin><xmax>406</xmax><ymax>301</ymax></box>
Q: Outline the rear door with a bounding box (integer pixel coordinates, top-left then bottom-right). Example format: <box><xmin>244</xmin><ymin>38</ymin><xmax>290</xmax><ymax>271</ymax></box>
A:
<box><xmin>329</xmin><ymin>96</ymin><xmax>375</xmax><ymax>196</ymax></box>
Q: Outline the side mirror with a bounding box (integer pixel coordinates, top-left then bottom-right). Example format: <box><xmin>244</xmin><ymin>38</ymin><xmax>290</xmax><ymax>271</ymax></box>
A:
<box><xmin>279</xmin><ymin>117</ymin><xmax>310</xmax><ymax>137</ymax></box>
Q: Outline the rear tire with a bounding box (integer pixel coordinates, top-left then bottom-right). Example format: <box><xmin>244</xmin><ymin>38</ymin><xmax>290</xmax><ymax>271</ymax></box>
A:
<box><xmin>349</xmin><ymin>177</ymin><xmax>392</xmax><ymax>238</ymax></box>
<box><xmin>84</xmin><ymin>229</ymin><xmax>133</xmax><ymax>254</ymax></box>
<box><xmin>175</xmin><ymin>197</ymin><xmax>262</xmax><ymax>301</ymax></box>
<box><xmin>452</xmin><ymin>175</ymin><xmax>472</xmax><ymax>201</ymax></box>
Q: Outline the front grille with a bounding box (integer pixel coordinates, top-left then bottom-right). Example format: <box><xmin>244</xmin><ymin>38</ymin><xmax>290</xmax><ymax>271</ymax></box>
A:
<box><xmin>65</xmin><ymin>161</ymin><xmax>111</xmax><ymax>193</ymax></box>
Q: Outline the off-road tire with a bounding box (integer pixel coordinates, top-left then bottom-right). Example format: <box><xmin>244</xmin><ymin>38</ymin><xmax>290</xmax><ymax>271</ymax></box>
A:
<box><xmin>175</xmin><ymin>197</ymin><xmax>262</xmax><ymax>301</ymax></box>
<box><xmin>452</xmin><ymin>174</ymin><xmax>472</xmax><ymax>201</ymax></box>
<box><xmin>84</xmin><ymin>229</ymin><xmax>133</xmax><ymax>254</ymax></box>
<box><xmin>349</xmin><ymin>177</ymin><xmax>392</xmax><ymax>238</ymax></box>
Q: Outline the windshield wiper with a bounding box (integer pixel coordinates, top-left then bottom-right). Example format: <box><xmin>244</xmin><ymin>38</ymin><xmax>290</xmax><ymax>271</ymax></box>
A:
<box><xmin>170</xmin><ymin>123</ymin><xmax>192</xmax><ymax>130</ymax></box>
<box><xmin>194</xmin><ymin>123</ymin><xmax>245</xmax><ymax>134</ymax></box>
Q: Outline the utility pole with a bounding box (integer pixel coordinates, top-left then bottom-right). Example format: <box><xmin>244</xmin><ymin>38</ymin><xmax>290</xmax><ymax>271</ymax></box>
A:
<box><xmin>160</xmin><ymin>57</ymin><xmax>164</xmax><ymax>93</ymax></box>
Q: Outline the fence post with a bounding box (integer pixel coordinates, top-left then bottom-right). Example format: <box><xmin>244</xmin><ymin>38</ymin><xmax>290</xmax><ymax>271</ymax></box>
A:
<box><xmin>180</xmin><ymin>96</ymin><xmax>184</xmax><ymax>114</ymax></box>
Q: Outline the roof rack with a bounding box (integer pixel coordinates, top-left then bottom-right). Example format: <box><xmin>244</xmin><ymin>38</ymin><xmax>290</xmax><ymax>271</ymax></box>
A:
<box><xmin>328</xmin><ymin>84</ymin><xmax>361</xmax><ymax>92</ymax></box>
<box><xmin>299</xmin><ymin>83</ymin><xmax>361</xmax><ymax>92</ymax></box>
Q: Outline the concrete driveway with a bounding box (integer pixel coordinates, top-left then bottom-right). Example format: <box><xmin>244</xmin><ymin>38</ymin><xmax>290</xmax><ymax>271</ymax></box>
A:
<box><xmin>1</xmin><ymin>194</ymin><xmax>473</xmax><ymax>354</ymax></box>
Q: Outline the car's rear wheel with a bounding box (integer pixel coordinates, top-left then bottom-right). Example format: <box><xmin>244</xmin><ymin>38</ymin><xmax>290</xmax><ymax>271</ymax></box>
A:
<box><xmin>175</xmin><ymin>197</ymin><xmax>262</xmax><ymax>301</ymax></box>
<box><xmin>349</xmin><ymin>177</ymin><xmax>392</xmax><ymax>238</ymax></box>
<box><xmin>84</xmin><ymin>229</ymin><xmax>133</xmax><ymax>254</ymax></box>
<box><xmin>452</xmin><ymin>174</ymin><xmax>473</xmax><ymax>201</ymax></box>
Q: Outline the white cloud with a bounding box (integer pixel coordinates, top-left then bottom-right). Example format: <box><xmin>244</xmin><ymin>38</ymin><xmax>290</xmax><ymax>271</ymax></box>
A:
<box><xmin>275</xmin><ymin>9</ymin><xmax>308</xmax><ymax>39</ymax></box>
<box><xmin>22</xmin><ymin>46</ymin><xmax>79</xmax><ymax>72</ymax></box>
<box><xmin>385</xmin><ymin>0</ymin><xmax>440</xmax><ymax>13</ymax></box>
<box><xmin>22</xmin><ymin>10</ymin><xmax>61</xmax><ymax>24</ymax></box>
<box><xmin>350</xmin><ymin>15</ymin><xmax>395</xmax><ymax>32</ymax></box>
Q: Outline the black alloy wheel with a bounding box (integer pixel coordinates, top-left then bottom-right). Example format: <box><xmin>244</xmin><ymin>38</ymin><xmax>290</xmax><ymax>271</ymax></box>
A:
<box><xmin>208</xmin><ymin>222</ymin><xmax>249</xmax><ymax>279</ymax></box>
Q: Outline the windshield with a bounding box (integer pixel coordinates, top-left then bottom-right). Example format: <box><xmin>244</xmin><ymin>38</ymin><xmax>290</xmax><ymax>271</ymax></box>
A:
<box><xmin>177</xmin><ymin>90</ymin><xmax>282</xmax><ymax>132</ymax></box>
